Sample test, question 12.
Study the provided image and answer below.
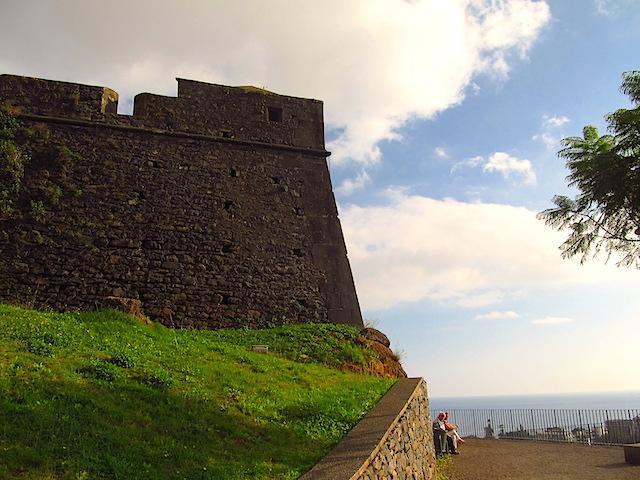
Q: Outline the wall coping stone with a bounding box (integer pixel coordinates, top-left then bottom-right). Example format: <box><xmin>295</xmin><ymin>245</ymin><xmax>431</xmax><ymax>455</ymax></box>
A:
<box><xmin>301</xmin><ymin>377</ymin><xmax>425</xmax><ymax>480</ymax></box>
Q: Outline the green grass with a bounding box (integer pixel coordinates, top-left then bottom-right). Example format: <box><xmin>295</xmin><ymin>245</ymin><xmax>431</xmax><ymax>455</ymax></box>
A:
<box><xmin>0</xmin><ymin>304</ymin><xmax>395</xmax><ymax>479</ymax></box>
<box><xmin>435</xmin><ymin>455</ymin><xmax>452</xmax><ymax>480</ymax></box>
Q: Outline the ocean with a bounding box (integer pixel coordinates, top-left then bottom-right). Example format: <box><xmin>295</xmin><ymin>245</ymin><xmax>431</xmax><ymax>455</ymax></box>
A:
<box><xmin>429</xmin><ymin>391</ymin><xmax>640</xmax><ymax>442</ymax></box>
<box><xmin>429</xmin><ymin>390</ymin><xmax>640</xmax><ymax>411</ymax></box>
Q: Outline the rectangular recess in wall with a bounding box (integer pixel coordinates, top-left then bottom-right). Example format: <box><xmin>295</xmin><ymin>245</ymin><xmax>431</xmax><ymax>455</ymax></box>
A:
<box><xmin>267</xmin><ymin>106</ymin><xmax>283</xmax><ymax>122</ymax></box>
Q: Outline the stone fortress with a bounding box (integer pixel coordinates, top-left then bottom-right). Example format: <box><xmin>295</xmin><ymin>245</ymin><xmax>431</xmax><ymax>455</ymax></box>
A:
<box><xmin>0</xmin><ymin>74</ymin><xmax>437</xmax><ymax>479</ymax></box>
<box><xmin>0</xmin><ymin>74</ymin><xmax>363</xmax><ymax>329</ymax></box>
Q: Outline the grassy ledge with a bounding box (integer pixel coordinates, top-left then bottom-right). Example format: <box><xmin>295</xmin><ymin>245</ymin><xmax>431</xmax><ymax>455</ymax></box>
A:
<box><xmin>0</xmin><ymin>304</ymin><xmax>395</xmax><ymax>480</ymax></box>
<box><xmin>435</xmin><ymin>455</ymin><xmax>452</xmax><ymax>480</ymax></box>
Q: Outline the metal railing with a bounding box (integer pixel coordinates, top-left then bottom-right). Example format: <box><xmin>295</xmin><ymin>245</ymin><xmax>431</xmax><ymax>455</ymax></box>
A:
<box><xmin>430</xmin><ymin>408</ymin><xmax>640</xmax><ymax>446</ymax></box>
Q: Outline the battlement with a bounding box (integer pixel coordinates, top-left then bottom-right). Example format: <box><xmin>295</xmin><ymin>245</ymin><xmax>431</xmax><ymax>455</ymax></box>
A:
<box><xmin>0</xmin><ymin>74</ymin><xmax>118</xmax><ymax>118</ymax></box>
<box><xmin>0</xmin><ymin>74</ymin><xmax>325</xmax><ymax>150</ymax></box>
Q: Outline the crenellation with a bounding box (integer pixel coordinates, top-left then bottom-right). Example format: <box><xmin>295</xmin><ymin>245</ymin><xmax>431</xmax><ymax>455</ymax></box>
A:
<box><xmin>0</xmin><ymin>74</ymin><xmax>118</xmax><ymax>118</ymax></box>
<box><xmin>0</xmin><ymin>75</ymin><xmax>324</xmax><ymax>150</ymax></box>
<box><xmin>129</xmin><ymin>77</ymin><xmax>325</xmax><ymax>149</ymax></box>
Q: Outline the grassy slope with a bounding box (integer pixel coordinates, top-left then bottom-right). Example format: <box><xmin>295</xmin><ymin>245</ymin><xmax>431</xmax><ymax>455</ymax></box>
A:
<box><xmin>0</xmin><ymin>304</ymin><xmax>394</xmax><ymax>480</ymax></box>
<box><xmin>435</xmin><ymin>456</ymin><xmax>452</xmax><ymax>480</ymax></box>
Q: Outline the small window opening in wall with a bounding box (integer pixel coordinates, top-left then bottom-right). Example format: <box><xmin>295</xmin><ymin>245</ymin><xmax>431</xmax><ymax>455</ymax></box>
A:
<box><xmin>292</xmin><ymin>248</ymin><xmax>305</xmax><ymax>257</ymax></box>
<box><xmin>223</xmin><ymin>200</ymin><xmax>235</xmax><ymax>211</ymax></box>
<box><xmin>221</xmin><ymin>130</ymin><xmax>232</xmax><ymax>139</ymax></box>
<box><xmin>229</xmin><ymin>167</ymin><xmax>238</xmax><ymax>177</ymax></box>
<box><xmin>270</xmin><ymin>176</ymin><xmax>281</xmax><ymax>184</ymax></box>
<box><xmin>267</xmin><ymin>106</ymin><xmax>283</xmax><ymax>122</ymax></box>
<box><xmin>222</xmin><ymin>244</ymin><xmax>234</xmax><ymax>254</ymax></box>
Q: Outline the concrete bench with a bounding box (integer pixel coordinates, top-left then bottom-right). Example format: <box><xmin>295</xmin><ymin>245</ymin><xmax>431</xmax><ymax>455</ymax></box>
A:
<box><xmin>624</xmin><ymin>443</ymin><xmax>640</xmax><ymax>465</ymax></box>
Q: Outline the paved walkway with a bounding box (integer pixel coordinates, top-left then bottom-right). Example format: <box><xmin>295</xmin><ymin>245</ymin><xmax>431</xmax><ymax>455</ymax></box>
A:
<box><xmin>447</xmin><ymin>438</ymin><xmax>639</xmax><ymax>480</ymax></box>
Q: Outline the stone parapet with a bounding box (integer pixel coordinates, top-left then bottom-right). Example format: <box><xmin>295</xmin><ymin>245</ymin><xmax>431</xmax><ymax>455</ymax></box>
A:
<box><xmin>0</xmin><ymin>74</ymin><xmax>324</xmax><ymax>150</ymax></box>
<box><xmin>0</xmin><ymin>74</ymin><xmax>118</xmax><ymax>119</ymax></box>
<box><xmin>301</xmin><ymin>378</ymin><xmax>436</xmax><ymax>480</ymax></box>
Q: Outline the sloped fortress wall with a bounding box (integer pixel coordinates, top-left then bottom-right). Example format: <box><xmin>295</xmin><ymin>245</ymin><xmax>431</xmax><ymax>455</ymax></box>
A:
<box><xmin>0</xmin><ymin>74</ymin><xmax>363</xmax><ymax>328</ymax></box>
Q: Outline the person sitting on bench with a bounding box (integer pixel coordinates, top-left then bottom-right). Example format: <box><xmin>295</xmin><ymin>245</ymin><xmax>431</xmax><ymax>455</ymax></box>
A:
<box><xmin>433</xmin><ymin>412</ymin><xmax>448</xmax><ymax>457</ymax></box>
<box><xmin>444</xmin><ymin>411</ymin><xmax>465</xmax><ymax>454</ymax></box>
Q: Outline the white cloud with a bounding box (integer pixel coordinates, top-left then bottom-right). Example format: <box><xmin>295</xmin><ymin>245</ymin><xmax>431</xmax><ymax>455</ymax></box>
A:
<box><xmin>336</xmin><ymin>171</ymin><xmax>371</xmax><ymax>196</ymax></box>
<box><xmin>0</xmin><ymin>0</ymin><xmax>551</xmax><ymax>165</ymax></box>
<box><xmin>450</xmin><ymin>155</ymin><xmax>485</xmax><ymax>173</ymax></box>
<box><xmin>340</xmin><ymin>189</ymin><xmax>635</xmax><ymax>311</ymax></box>
<box><xmin>483</xmin><ymin>152</ymin><xmax>537</xmax><ymax>184</ymax></box>
<box><xmin>434</xmin><ymin>147</ymin><xmax>448</xmax><ymax>158</ymax></box>
<box><xmin>475</xmin><ymin>310</ymin><xmax>520</xmax><ymax>320</ymax></box>
<box><xmin>534</xmin><ymin>114</ymin><xmax>570</xmax><ymax>149</ymax></box>
<box><xmin>531</xmin><ymin>316</ymin><xmax>575</xmax><ymax>325</ymax></box>
<box><xmin>532</xmin><ymin>132</ymin><xmax>560</xmax><ymax>149</ymax></box>
<box><xmin>456</xmin><ymin>290</ymin><xmax>506</xmax><ymax>308</ymax></box>
<box><xmin>542</xmin><ymin>114</ymin><xmax>570</xmax><ymax>128</ymax></box>
<box><xmin>595</xmin><ymin>0</ymin><xmax>611</xmax><ymax>14</ymax></box>
<box><xmin>593</xmin><ymin>0</ymin><xmax>627</xmax><ymax>15</ymax></box>
<box><xmin>451</xmin><ymin>152</ymin><xmax>536</xmax><ymax>185</ymax></box>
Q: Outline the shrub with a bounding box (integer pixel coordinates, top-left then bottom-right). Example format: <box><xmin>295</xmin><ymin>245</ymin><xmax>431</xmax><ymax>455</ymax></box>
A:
<box><xmin>28</xmin><ymin>122</ymin><xmax>50</xmax><ymax>143</ymax></box>
<box><xmin>24</xmin><ymin>338</ymin><xmax>54</xmax><ymax>357</ymax></box>
<box><xmin>0</xmin><ymin>190</ymin><xmax>14</xmax><ymax>215</ymax></box>
<box><xmin>0</xmin><ymin>109</ymin><xmax>29</xmax><ymax>203</ymax></box>
<box><xmin>30</xmin><ymin>200</ymin><xmax>46</xmax><ymax>222</ymax></box>
<box><xmin>107</xmin><ymin>353</ymin><xmax>135</xmax><ymax>369</ymax></box>
<box><xmin>45</xmin><ymin>184</ymin><xmax>62</xmax><ymax>205</ymax></box>
<box><xmin>56</xmin><ymin>145</ymin><xmax>80</xmax><ymax>168</ymax></box>
<box><xmin>22</xmin><ymin>332</ymin><xmax>60</xmax><ymax>357</ymax></box>
<box><xmin>139</xmin><ymin>369</ymin><xmax>173</xmax><ymax>388</ymax></box>
<box><xmin>77</xmin><ymin>359</ymin><xmax>121</xmax><ymax>382</ymax></box>
<box><xmin>341</xmin><ymin>343</ymin><xmax>366</xmax><ymax>365</ymax></box>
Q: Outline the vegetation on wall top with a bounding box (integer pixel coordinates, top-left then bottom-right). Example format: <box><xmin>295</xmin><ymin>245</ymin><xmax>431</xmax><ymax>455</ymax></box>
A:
<box><xmin>0</xmin><ymin>105</ymin><xmax>81</xmax><ymax>225</ymax></box>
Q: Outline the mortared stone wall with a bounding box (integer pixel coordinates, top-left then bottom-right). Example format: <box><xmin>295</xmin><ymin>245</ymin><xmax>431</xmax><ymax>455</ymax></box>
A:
<box><xmin>301</xmin><ymin>378</ymin><xmax>436</xmax><ymax>480</ymax></box>
<box><xmin>0</xmin><ymin>74</ymin><xmax>363</xmax><ymax>329</ymax></box>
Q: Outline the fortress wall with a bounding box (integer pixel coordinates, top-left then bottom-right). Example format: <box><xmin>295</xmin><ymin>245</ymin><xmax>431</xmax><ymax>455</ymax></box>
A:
<box><xmin>0</xmin><ymin>74</ymin><xmax>362</xmax><ymax>328</ymax></box>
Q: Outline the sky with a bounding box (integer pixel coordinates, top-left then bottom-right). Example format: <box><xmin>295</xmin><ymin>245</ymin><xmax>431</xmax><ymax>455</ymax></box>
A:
<box><xmin>1</xmin><ymin>0</ymin><xmax>639</xmax><ymax>398</ymax></box>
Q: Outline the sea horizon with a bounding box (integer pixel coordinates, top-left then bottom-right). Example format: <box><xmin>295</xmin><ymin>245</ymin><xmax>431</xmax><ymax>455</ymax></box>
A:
<box><xmin>430</xmin><ymin>389</ymin><xmax>640</xmax><ymax>411</ymax></box>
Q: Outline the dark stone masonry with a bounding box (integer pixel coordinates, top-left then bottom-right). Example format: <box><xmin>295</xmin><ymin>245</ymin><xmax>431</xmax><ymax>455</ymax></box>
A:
<box><xmin>0</xmin><ymin>74</ymin><xmax>363</xmax><ymax>329</ymax></box>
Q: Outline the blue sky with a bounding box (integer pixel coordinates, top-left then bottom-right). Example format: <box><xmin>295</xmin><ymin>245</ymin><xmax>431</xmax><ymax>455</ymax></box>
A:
<box><xmin>333</xmin><ymin>0</ymin><xmax>640</xmax><ymax>208</ymax></box>
<box><xmin>1</xmin><ymin>0</ymin><xmax>639</xmax><ymax>397</ymax></box>
<box><xmin>331</xmin><ymin>0</ymin><xmax>640</xmax><ymax>396</ymax></box>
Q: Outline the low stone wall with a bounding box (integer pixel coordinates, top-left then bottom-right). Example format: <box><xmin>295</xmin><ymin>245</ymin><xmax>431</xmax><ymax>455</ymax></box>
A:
<box><xmin>301</xmin><ymin>378</ymin><xmax>435</xmax><ymax>480</ymax></box>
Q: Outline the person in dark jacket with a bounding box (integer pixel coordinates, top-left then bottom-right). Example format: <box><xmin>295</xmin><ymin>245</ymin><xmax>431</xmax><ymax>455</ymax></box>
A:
<box><xmin>433</xmin><ymin>412</ymin><xmax>448</xmax><ymax>457</ymax></box>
